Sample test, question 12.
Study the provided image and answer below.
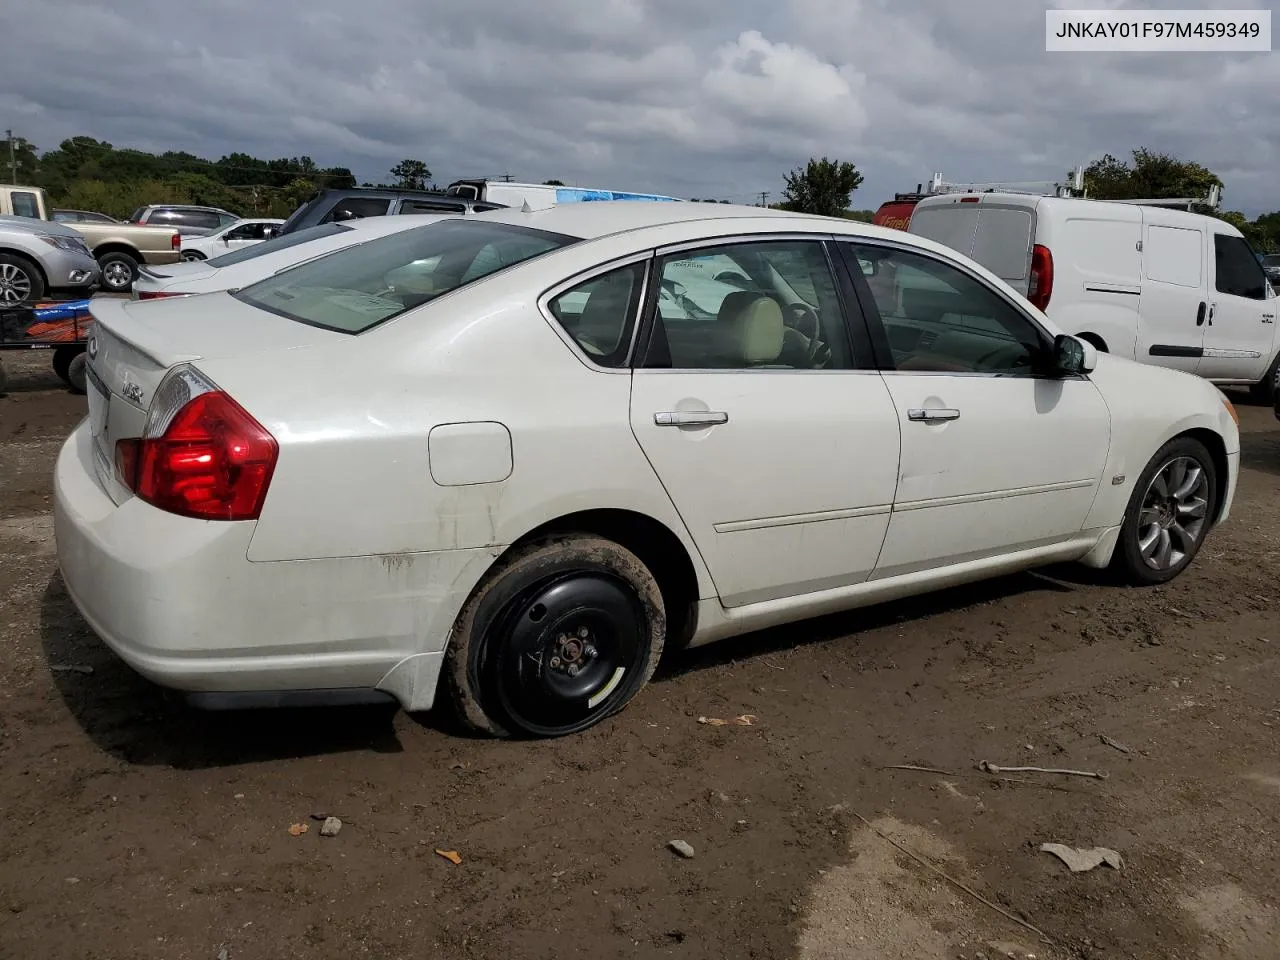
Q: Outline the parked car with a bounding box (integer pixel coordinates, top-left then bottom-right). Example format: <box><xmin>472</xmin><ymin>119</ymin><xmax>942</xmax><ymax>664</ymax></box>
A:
<box><xmin>0</xmin><ymin>214</ymin><xmax>99</xmax><ymax>304</ymax></box>
<box><xmin>908</xmin><ymin>192</ymin><xmax>1280</xmax><ymax>401</ymax></box>
<box><xmin>53</xmin><ymin>209</ymin><xmax>119</xmax><ymax>224</ymax></box>
<box><xmin>0</xmin><ymin>185</ymin><xmax>181</xmax><ymax>293</ymax></box>
<box><xmin>179</xmin><ymin>218</ymin><xmax>284</xmax><ymax>261</ymax></box>
<box><xmin>128</xmin><ymin>204</ymin><xmax>239</xmax><ymax>238</ymax></box>
<box><xmin>1261</xmin><ymin>253</ymin><xmax>1280</xmax><ymax>289</ymax></box>
<box><xmin>276</xmin><ymin>187</ymin><xmax>503</xmax><ymax>236</ymax></box>
<box><xmin>55</xmin><ymin>202</ymin><xmax>1239</xmax><ymax>737</ymax></box>
<box><xmin>134</xmin><ymin>215</ymin><xmax>450</xmax><ymax>299</ymax></box>
<box><xmin>444</xmin><ymin>179</ymin><xmax>681</xmax><ymax>210</ymax></box>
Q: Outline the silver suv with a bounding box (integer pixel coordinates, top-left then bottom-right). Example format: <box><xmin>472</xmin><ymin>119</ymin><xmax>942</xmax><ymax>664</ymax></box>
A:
<box><xmin>128</xmin><ymin>204</ymin><xmax>239</xmax><ymax>237</ymax></box>
<box><xmin>0</xmin><ymin>215</ymin><xmax>99</xmax><ymax>305</ymax></box>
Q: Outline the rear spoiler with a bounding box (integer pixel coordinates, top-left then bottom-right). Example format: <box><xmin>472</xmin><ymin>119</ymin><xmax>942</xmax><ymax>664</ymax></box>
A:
<box><xmin>88</xmin><ymin>297</ymin><xmax>203</xmax><ymax>369</ymax></box>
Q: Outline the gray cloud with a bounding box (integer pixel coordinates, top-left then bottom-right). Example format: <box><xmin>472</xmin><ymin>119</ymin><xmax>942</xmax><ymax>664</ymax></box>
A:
<box><xmin>1</xmin><ymin>0</ymin><xmax>1276</xmax><ymax>212</ymax></box>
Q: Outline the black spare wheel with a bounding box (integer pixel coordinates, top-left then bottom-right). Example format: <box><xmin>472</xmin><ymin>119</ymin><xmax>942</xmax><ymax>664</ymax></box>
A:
<box><xmin>445</xmin><ymin>535</ymin><xmax>666</xmax><ymax>738</ymax></box>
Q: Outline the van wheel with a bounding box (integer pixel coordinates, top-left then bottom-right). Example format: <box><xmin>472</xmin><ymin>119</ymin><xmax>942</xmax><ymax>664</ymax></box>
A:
<box><xmin>1248</xmin><ymin>354</ymin><xmax>1280</xmax><ymax>404</ymax></box>
<box><xmin>1111</xmin><ymin>437</ymin><xmax>1218</xmax><ymax>586</ymax></box>
<box><xmin>444</xmin><ymin>535</ymin><xmax>666</xmax><ymax>738</ymax></box>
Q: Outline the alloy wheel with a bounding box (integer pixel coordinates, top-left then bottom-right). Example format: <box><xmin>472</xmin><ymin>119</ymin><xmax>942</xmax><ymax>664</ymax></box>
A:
<box><xmin>1137</xmin><ymin>456</ymin><xmax>1209</xmax><ymax>571</ymax></box>
<box><xmin>0</xmin><ymin>263</ymin><xmax>32</xmax><ymax>303</ymax></box>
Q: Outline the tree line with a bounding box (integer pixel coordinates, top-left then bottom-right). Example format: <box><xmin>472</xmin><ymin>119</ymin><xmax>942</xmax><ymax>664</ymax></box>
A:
<box><xmin>778</xmin><ymin>150</ymin><xmax>1279</xmax><ymax>252</ymax></box>
<box><xmin>5</xmin><ymin>134</ymin><xmax>1277</xmax><ymax>251</ymax></box>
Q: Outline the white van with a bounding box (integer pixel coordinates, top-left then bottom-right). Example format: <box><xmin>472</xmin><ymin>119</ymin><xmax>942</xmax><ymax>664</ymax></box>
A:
<box><xmin>908</xmin><ymin>192</ymin><xmax>1279</xmax><ymax>399</ymax></box>
<box><xmin>444</xmin><ymin>179</ymin><xmax>681</xmax><ymax>211</ymax></box>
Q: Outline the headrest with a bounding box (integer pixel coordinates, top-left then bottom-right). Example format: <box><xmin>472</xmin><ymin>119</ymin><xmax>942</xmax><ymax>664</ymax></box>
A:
<box><xmin>731</xmin><ymin>295</ymin><xmax>784</xmax><ymax>364</ymax></box>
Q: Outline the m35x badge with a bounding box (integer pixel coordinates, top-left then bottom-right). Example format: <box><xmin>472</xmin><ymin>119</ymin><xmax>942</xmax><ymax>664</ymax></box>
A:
<box><xmin>121</xmin><ymin>373</ymin><xmax>144</xmax><ymax>405</ymax></box>
<box><xmin>86</xmin><ymin>335</ymin><xmax>98</xmax><ymax>360</ymax></box>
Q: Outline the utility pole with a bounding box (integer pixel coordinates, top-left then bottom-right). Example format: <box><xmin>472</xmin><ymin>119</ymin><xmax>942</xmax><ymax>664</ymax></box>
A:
<box><xmin>6</xmin><ymin>130</ymin><xmax>16</xmax><ymax>184</ymax></box>
<box><xmin>499</xmin><ymin>172</ymin><xmax>514</xmax><ymax>182</ymax></box>
<box><xmin>758</xmin><ymin>191</ymin><xmax>770</xmax><ymax>207</ymax></box>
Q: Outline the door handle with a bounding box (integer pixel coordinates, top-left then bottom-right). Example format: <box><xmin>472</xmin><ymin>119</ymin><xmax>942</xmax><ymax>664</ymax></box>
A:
<box><xmin>907</xmin><ymin>408</ymin><xmax>960</xmax><ymax>423</ymax></box>
<box><xmin>1196</xmin><ymin>302</ymin><xmax>1207</xmax><ymax>326</ymax></box>
<box><xmin>654</xmin><ymin>410</ymin><xmax>729</xmax><ymax>427</ymax></box>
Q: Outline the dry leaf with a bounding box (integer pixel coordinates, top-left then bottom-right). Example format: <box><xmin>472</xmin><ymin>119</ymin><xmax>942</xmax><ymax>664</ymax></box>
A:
<box><xmin>288</xmin><ymin>823</ymin><xmax>308</xmax><ymax>837</ymax></box>
<box><xmin>1039</xmin><ymin>843</ymin><xmax>1122</xmax><ymax>872</ymax></box>
<box><xmin>697</xmin><ymin>714</ymin><xmax>758</xmax><ymax>727</ymax></box>
<box><xmin>435</xmin><ymin>849</ymin><xmax>462</xmax><ymax>865</ymax></box>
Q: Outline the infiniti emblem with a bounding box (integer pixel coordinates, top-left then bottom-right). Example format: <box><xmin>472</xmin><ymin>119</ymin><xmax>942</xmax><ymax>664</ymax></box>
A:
<box><xmin>87</xmin><ymin>335</ymin><xmax>98</xmax><ymax>359</ymax></box>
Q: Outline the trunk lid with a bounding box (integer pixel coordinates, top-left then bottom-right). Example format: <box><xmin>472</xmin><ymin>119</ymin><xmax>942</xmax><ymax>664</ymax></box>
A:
<box><xmin>84</xmin><ymin>293</ymin><xmax>342</xmax><ymax>503</ymax></box>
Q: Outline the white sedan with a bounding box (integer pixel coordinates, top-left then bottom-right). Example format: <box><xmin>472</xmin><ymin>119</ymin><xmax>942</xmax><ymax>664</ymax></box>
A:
<box><xmin>135</xmin><ymin>215</ymin><xmax>450</xmax><ymax>300</ymax></box>
<box><xmin>179</xmin><ymin>218</ymin><xmax>284</xmax><ymax>261</ymax></box>
<box><xmin>55</xmin><ymin>203</ymin><xmax>1240</xmax><ymax>737</ymax></box>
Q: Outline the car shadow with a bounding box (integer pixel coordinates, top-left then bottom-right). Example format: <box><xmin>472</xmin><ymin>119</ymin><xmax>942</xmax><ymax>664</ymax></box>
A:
<box><xmin>1240</xmin><ymin>427</ymin><xmax>1280</xmax><ymax>478</ymax></box>
<box><xmin>39</xmin><ymin>573</ymin><xmax>404</xmax><ymax>769</ymax></box>
<box><xmin>659</xmin><ymin>567</ymin><xmax>1081</xmax><ymax>680</ymax></box>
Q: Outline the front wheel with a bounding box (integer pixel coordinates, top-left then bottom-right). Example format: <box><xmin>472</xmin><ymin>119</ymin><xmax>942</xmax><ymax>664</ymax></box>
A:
<box><xmin>444</xmin><ymin>535</ymin><xmax>666</xmax><ymax>738</ymax></box>
<box><xmin>1111</xmin><ymin>436</ymin><xmax>1218</xmax><ymax>586</ymax></box>
<box><xmin>1249</xmin><ymin>353</ymin><xmax>1280</xmax><ymax>405</ymax></box>
<box><xmin>97</xmin><ymin>252</ymin><xmax>139</xmax><ymax>293</ymax></box>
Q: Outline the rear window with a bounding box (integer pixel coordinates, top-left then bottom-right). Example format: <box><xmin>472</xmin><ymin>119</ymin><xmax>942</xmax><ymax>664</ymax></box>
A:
<box><xmin>971</xmin><ymin>207</ymin><xmax>1033</xmax><ymax>281</ymax></box>
<box><xmin>909</xmin><ymin>205</ymin><xmax>980</xmax><ymax>257</ymax></box>
<box><xmin>234</xmin><ymin>220</ymin><xmax>579</xmax><ymax>334</ymax></box>
<box><xmin>208</xmin><ymin>222</ymin><xmax>352</xmax><ymax>267</ymax></box>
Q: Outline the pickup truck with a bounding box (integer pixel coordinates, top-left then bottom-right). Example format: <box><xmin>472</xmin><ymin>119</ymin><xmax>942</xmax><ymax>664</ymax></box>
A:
<box><xmin>0</xmin><ymin>185</ymin><xmax>181</xmax><ymax>293</ymax></box>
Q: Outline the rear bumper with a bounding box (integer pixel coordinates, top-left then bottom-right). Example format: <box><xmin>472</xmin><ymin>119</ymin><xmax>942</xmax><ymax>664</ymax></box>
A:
<box><xmin>53</xmin><ymin>421</ymin><xmax>495</xmax><ymax>710</ymax></box>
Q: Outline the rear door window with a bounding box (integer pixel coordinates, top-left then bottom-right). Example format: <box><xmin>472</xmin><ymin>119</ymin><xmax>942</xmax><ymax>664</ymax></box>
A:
<box><xmin>10</xmin><ymin>191</ymin><xmax>41</xmax><ymax>218</ymax></box>
<box><xmin>971</xmin><ymin>207</ymin><xmax>1033</xmax><ymax>281</ymax></box>
<box><xmin>908</xmin><ymin>205</ymin><xmax>980</xmax><ymax>257</ymax></box>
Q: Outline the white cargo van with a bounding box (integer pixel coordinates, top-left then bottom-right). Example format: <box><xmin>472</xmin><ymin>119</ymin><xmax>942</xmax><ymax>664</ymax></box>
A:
<box><xmin>444</xmin><ymin>180</ymin><xmax>681</xmax><ymax>211</ymax></box>
<box><xmin>908</xmin><ymin>192</ymin><xmax>1280</xmax><ymax>399</ymax></box>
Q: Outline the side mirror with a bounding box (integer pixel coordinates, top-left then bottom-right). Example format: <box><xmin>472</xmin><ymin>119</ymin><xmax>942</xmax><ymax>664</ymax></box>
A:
<box><xmin>1053</xmin><ymin>334</ymin><xmax>1097</xmax><ymax>376</ymax></box>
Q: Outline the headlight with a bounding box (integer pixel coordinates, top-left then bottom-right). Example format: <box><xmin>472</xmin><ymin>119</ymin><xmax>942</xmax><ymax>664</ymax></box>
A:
<box><xmin>37</xmin><ymin>234</ymin><xmax>91</xmax><ymax>255</ymax></box>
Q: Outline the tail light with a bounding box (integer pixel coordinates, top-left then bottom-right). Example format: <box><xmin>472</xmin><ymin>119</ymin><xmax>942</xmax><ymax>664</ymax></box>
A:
<box><xmin>1028</xmin><ymin>244</ymin><xmax>1054</xmax><ymax>312</ymax></box>
<box><xmin>170</xmin><ymin>232</ymin><xmax>181</xmax><ymax>250</ymax></box>
<box><xmin>136</xmin><ymin>290</ymin><xmax>189</xmax><ymax>300</ymax></box>
<box><xmin>117</xmin><ymin>365</ymin><xmax>277</xmax><ymax>521</ymax></box>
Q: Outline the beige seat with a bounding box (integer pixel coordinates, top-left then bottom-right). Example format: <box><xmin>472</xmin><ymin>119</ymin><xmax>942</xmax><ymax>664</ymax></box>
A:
<box><xmin>717</xmin><ymin>291</ymin><xmax>785</xmax><ymax>366</ymax></box>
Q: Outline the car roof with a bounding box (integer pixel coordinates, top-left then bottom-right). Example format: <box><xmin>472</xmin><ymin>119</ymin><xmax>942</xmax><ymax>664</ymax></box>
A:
<box><xmin>333</xmin><ymin>213</ymin><xmax>456</xmax><ymax>234</ymax></box>
<box><xmin>913</xmin><ymin>191</ymin><xmax>1237</xmax><ymax>233</ymax></box>
<box><xmin>464</xmin><ymin>201</ymin><xmax>884</xmax><ymax>241</ymax></box>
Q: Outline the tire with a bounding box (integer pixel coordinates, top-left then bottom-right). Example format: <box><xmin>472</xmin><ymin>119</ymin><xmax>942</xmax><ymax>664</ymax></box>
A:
<box><xmin>52</xmin><ymin>345</ymin><xmax>78</xmax><ymax>384</ymax></box>
<box><xmin>97</xmin><ymin>252</ymin><xmax>139</xmax><ymax>293</ymax></box>
<box><xmin>1111</xmin><ymin>436</ymin><xmax>1218</xmax><ymax>586</ymax></box>
<box><xmin>444</xmin><ymin>534</ymin><xmax>666</xmax><ymax>738</ymax></box>
<box><xmin>66</xmin><ymin>353</ymin><xmax>88</xmax><ymax>394</ymax></box>
<box><xmin>0</xmin><ymin>253</ymin><xmax>44</xmax><ymax>305</ymax></box>
<box><xmin>181</xmin><ymin>250</ymin><xmax>206</xmax><ymax>262</ymax></box>
<box><xmin>1248</xmin><ymin>353</ymin><xmax>1280</xmax><ymax>405</ymax></box>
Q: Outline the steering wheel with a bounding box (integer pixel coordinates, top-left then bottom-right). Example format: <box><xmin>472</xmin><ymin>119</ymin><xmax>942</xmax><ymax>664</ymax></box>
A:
<box><xmin>785</xmin><ymin>302</ymin><xmax>826</xmax><ymax>364</ymax></box>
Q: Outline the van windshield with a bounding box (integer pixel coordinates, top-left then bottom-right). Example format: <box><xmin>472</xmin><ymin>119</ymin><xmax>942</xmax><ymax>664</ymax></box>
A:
<box><xmin>233</xmin><ymin>219</ymin><xmax>579</xmax><ymax>334</ymax></box>
<box><xmin>207</xmin><ymin>222</ymin><xmax>352</xmax><ymax>267</ymax></box>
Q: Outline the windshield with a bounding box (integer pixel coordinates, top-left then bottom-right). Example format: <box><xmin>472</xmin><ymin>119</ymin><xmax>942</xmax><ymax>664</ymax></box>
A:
<box><xmin>207</xmin><ymin>222</ymin><xmax>353</xmax><ymax>268</ymax></box>
<box><xmin>234</xmin><ymin>219</ymin><xmax>579</xmax><ymax>333</ymax></box>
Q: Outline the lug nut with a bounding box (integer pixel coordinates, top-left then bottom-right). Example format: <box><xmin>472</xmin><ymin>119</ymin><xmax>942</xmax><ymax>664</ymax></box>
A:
<box><xmin>583</xmin><ymin>644</ymin><xmax>598</xmax><ymax>659</ymax></box>
<box><xmin>567</xmin><ymin>664</ymin><xmax>580</xmax><ymax>677</ymax></box>
<box><xmin>550</xmin><ymin>656</ymin><xmax>561</xmax><ymax>669</ymax></box>
<box><xmin>578</xmin><ymin>627</ymin><xmax>589</xmax><ymax>639</ymax></box>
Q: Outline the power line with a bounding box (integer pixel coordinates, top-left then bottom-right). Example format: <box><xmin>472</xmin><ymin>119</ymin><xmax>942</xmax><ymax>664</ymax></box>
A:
<box><xmin>758</xmin><ymin>191</ymin><xmax>770</xmax><ymax>207</ymax></box>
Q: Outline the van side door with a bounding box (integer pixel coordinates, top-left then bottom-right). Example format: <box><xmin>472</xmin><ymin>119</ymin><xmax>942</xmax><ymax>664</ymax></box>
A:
<box><xmin>1137</xmin><ymin>213</ymin><xmax>1207</xmax><ymax>374</ymax></box>
<box><xmin>1200</xmin><ymin>231</ymin><xmax>1276</xmax><ymax>383</ymax></box>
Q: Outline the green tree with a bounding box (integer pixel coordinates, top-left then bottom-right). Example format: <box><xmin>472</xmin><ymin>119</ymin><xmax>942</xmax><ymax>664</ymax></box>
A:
<box><xmin>390</xmin><ymin>159</ymin><xmax>431</xmax><ymax>190</ymax></box>
<box><xmin>780</xmin><ymin>157</ymin><xmax>864</xmax><ymax>218</ymax></box>
<box><xmin>1084</xmin><ymin>149</ymin><xmax>1222</xmax><ymax>204</ymax></box>
<box><xmin>543</xmin><ymin>179</ymin><xmax>565</xmax><ymax>186</ymax></box>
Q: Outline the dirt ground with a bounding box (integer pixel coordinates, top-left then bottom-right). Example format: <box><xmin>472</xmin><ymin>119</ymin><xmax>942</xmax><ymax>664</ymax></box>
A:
<box><xmin>3</xmin><ymin>347</ymin><xmax>1279</xmax><ymax>960</ymax></box>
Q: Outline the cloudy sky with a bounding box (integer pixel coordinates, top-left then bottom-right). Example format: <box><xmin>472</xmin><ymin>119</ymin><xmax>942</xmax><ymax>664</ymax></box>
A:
<box><xmin>2</xmin><ymin>0</ymin><xmax>1277</xmax><ymax>213</ymax></box>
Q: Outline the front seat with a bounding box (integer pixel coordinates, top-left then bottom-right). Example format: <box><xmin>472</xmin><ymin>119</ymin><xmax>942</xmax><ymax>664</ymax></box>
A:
<box><xmin>718</xmin><ymin>291</ymin><xmax>785</xmax><ymax>366</ymax></box>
